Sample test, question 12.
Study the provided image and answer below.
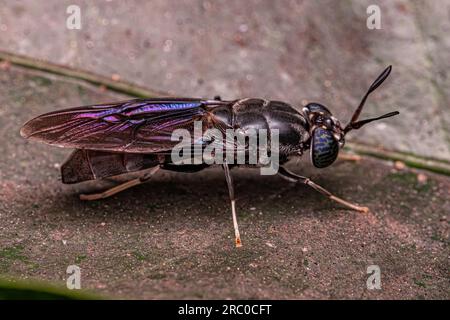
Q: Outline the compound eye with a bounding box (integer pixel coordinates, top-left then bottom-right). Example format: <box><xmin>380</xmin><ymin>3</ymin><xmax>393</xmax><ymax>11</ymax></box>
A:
<box><xmin>311</xmin><ymin>128</ymin><xmax>339</xmax><ymax>168</ymax></box>
<box><xmin>325</xmin><ymin>118</ymin><xmax>333</xmax><ymax>128</ymax></box>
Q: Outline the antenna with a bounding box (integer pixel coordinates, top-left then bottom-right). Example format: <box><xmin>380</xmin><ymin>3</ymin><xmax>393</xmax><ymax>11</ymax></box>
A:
<box><xmin>344</xmin><ymin>66</ymin><xmax>399</xmax><ymax>134</ymax></box>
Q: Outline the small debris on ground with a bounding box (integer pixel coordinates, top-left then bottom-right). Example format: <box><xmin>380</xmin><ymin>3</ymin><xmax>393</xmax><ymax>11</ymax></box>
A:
<box><xmin>394</xmin><ymin>160</ymin><xmax>406</xmax><ymax>170</ymax></box>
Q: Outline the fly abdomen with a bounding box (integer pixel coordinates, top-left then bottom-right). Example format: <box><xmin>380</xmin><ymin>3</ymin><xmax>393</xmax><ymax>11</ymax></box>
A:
<box><xmin>61</xmin><ymin>150</ymin><xmax>159</xmax><ymax>184</ymax></box>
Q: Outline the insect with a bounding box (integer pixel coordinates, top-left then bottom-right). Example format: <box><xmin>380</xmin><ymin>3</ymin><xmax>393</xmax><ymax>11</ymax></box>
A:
<box><xmin>20</xmin><ymin>66</ymin><xmax>399</xmax><ymax>247</ymax></box>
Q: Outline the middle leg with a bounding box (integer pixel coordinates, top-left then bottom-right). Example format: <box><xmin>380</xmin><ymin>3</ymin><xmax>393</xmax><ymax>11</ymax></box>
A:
<box><xmin>223</xmin><ymin>161</ymin><xmax>242</xmax><ymax>247</ymax></box>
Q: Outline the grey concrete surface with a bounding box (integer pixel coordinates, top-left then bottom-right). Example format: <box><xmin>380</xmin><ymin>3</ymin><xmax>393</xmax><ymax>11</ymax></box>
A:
<box><xmin>0</xmin><ymin>66</ymin><xmax>448</xmax><ymax>299</ymax></box>
<box><xmin>0</xmin><ymin>0</ymin><xmax>449</xmax><ymax>160</ymax></box>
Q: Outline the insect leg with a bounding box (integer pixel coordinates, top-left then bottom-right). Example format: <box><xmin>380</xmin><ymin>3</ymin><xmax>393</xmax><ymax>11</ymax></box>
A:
<box><xmin>278</xmin><ymin>166</ymin><xmax>369</xmax><ymax>213</ymax></box>
<box><xmin>223</xmin><ymin>161</ymin><xmax>242</xmax><ymax>247</ymax></box>
<box><xmin>79</xmin><ymin>166</ymin><xmax>160</xmax><ymax>201</ymax></box>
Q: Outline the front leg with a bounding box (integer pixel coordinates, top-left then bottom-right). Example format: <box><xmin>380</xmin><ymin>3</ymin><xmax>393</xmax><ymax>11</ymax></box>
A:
<box><xmin>278</xmin><ymin>166</ymin><xmax>369</xmax><ymax>213</ymax></box>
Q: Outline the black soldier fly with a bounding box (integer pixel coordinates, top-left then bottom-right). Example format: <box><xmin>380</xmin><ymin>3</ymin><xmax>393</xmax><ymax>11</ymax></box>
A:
<box><xmin>20</xmin><ymin>66</ymin><xmax>399</xmax><ymax>247</ymax></box>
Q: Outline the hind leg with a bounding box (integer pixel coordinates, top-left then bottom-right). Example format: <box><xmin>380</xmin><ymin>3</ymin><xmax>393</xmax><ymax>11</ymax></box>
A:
<box><xmin>79</xmin><ymin>166</ymin><xmax>160</xmax><ymax>201</ymax></box>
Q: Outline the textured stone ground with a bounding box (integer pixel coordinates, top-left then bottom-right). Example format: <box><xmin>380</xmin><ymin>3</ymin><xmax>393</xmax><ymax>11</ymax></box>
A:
<box><xmin>0</xmin><ymin>66</ymin><xmax>448</xmax><ymax>299</ymax></box>
<box><xmin>1</xmin><ymin>0</ymin><xmax>450</xmax><ymax>159</ymax></box>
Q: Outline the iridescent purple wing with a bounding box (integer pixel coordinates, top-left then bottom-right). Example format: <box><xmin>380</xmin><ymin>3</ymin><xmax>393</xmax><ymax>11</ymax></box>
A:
<box><xmin>20</xmin><ymin>98</ymin><xmax>229</xmax><ymax>153</ymax></box>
